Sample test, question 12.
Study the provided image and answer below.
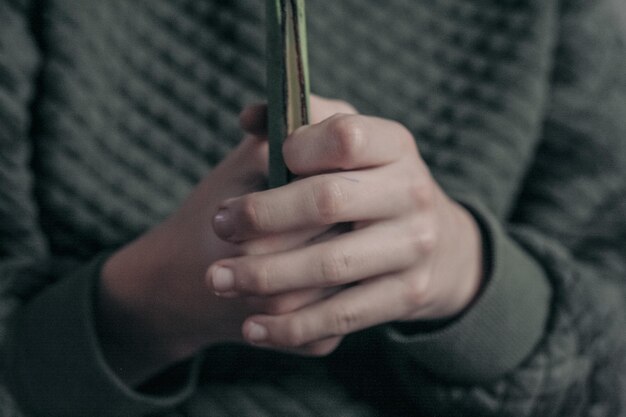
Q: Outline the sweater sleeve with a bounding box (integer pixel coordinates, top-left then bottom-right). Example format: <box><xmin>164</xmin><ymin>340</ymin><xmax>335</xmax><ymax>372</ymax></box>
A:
<box><xmin>380</xmin><ymin>0</ymin><xmax>626</xmax><ymax>414</ymax></box>
<box><xmin>0</xmin><ymin>3</ymin><xmax>200</xmax><ymax>416</ymax></box>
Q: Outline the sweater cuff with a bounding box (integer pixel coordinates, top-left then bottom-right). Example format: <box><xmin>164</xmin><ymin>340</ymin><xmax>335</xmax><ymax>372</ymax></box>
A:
<box><xmin>383</xmin><ymin>199</ymin><xmax>551</xmax><ymax>383</ymax></box>
<box><xmin>8</xmin><ymin>255</ymin><xmax>201</xmax><ymax>417</ymax></box>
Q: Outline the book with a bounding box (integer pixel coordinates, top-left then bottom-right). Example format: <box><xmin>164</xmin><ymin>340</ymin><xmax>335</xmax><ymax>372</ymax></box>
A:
<box><xmin>266</xmin><ymin>0</ymin><xmax>311</xmax><ymax>188</ymax></box>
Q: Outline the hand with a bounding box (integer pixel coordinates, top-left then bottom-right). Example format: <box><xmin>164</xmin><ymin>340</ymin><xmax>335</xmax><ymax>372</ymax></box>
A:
<box><xmin>97</xmin><ymin>97</ymin><xmax>356</xmax><ymax>383</ymax></box>
<box><xmin>208</xmin><ymin>99</ymin><xmax>484</xmax><ymax>352</ymax></box>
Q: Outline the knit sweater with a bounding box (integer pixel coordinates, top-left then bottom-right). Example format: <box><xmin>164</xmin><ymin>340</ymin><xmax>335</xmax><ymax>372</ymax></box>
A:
<box><xmin>0</xmin><ymin>0</ymin><xmax>625</xmax><ymax>416</ymax></box>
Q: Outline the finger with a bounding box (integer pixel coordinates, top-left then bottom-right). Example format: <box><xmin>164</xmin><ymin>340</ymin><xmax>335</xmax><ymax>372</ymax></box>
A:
<box><xmin>239</xmin><ymin>225</ymin><xmax>328</xmax><ymax>256</ymax></box>
<box><xmin>245</xmin><ymin>287</ymin><xmax>340</xmax><ymax>315</ymax></box>
<box><xmin>213</xmin><ymin>164</ymin><xmax>430</xmax><ymax>241</ymax></box>
<box><xmin>309</xmin><ymin>95</ymin><xmax>358</xmax><ymax>123</ymax></box>
<box><xmin>239</xmin><ymin>96</ymin><xmax>356</xmax><ymax>136</ymax></box>
<box><xmin>211</xmin><ymin>219</ymin><xmax>426</xmax><ymax>295</ymax></box>
<box><xmin>239</xmin><ymin>103</ymin><xmax>267</xmax><ymax>136</ymax></box>
<box><xmin>292</xmin><ymin>336</ymin><xmax>343</xmax><ymax>357</ymax></box>
<box><xmin>283</xmin><ymin>114</ymin><xmax>417</xmax><ymax>176</ymax></box>
<box><xmin>271</xmin><ymin>336</ymin><xmax>344</xmax><ymax>357</ymax></box>
<box><xmin>246</xmin><ymin>335</ymin><xmax>343</xmax><ymax>357</ymax></box>
<box><xmin>239</xmin><ymin>222</ymin><xmax>349</xmax><ymax>256</ymax></box>
<box><xmin>242</xmin><ymin>271</ymin><xmax>428</xmax><ymax>347</ymax></box>
<box><xmin>220</xmin><ymin>134</ymin><xmax>270</xmax><ymax>179</ymax></box>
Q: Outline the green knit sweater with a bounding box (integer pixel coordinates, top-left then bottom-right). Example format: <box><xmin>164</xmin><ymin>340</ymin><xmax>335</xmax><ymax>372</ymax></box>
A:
<box><xmin>0</xmin><ymin>0</ymin><xmax>625</xmax><ymax>416</ymax></box>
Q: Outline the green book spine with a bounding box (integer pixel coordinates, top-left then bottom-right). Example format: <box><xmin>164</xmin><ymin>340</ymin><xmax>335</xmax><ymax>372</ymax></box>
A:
<box><xmin>266</xmin><ymin>0</ymin><xmax>310</xmax><ymax>188</ymax></box>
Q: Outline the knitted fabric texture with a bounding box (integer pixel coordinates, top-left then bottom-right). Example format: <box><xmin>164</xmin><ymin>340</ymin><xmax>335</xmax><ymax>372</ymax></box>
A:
<box><xmin>0</xmin><ymin>0</ymin><xmax>625</xmax><ymax>416</ymax></box>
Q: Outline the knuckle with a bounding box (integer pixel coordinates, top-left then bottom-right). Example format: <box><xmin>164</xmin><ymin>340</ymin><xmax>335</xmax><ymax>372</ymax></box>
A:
<box><xmin>248</xmin><ymin>261</ymin><xmax>273</xmax><ymax>294</ymax></box>
<box><xmin>407</xmin><ymin>178</ymin><xmax>436</xmax><ymax>210</ymax></box>
<box><xmin>331</xmin><ymin>306</ymin><xmax>360</xmax><ymax>336</ymax></box>
<box><xmin>327</xmin><ymin>115</ymin><xmax>366</xmax><ymax>167</ymax></box>
<box><xmin>408</xmin><ymin>225</ymin><xmax>438</xmax><ymax>257</ymax></box>
<box><xmin>403</xmin><ymin>275</ymin><xmax>433</xmax><ymax>308</ymax></box>
<box><xmin>240</xmin><ymin>194</ymin><xmax>268</xmax><ymax>233</ymax></box>
<box><xmin>319</xmin><ymin>249</ymin><xmax>351</xmax><ymax>285</ymax></box>
<box><xmin>311</xmin><ymin>178</ymin><xmax>346</xmax><ymax>224</ymax></box>
<box><xmin>283</xmin><ymin>321</ymin><xmax>306</xmax><ymax>347</ymax></box>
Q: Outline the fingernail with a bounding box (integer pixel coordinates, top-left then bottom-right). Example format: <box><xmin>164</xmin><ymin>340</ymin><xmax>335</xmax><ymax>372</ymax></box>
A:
<box><xmin>212</xmin><ymin>266</ymin><xmax>235</xmax><ymax>293</ymax></box>
<box><xmin>213</xmin><ymin>209</ymin><xmax>234</xmax><ymax>238</ymax></box>
<box><xmin>247</xmin><ymin>322</ymin><xmax>268</xmax><ymax>342</ymax></box>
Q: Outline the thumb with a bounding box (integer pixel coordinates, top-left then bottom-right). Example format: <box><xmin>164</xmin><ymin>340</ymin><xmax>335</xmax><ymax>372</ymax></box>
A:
<box><xmin>238</xmin><ymin>95</ymin><xmax>358</xmax><ymax>136</ymax></box>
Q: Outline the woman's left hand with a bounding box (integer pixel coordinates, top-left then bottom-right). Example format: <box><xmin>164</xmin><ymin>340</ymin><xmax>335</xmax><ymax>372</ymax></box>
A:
<box><xmin>208</xmin><ymin>99</ymin><xmax>484</xmax><ymax>352</ymax></box>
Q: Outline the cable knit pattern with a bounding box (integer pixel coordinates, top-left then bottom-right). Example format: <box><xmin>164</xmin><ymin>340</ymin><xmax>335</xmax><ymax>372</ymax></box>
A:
<box><xmin>0</xmin><ymin>0</ymin><xmax>625</xmax><ymax>416</ymax></box>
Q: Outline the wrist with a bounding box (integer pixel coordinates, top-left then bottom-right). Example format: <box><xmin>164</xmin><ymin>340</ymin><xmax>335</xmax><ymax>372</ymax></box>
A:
<box><xmin>434</xmin><ymin>197</ymin><xmax>484</xmax><ymax>319</ymax></box>
<box><xmin>97</xmin><ymin>227</ymin><xmax>201</xmax><ymax>384</ymax></box>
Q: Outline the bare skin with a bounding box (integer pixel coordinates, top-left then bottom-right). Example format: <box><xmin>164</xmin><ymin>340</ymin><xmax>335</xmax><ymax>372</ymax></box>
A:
<box><xmin>98</xmin><ymin>96</ymin><xmax>483</xmax><ymax>385</ymax></box>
